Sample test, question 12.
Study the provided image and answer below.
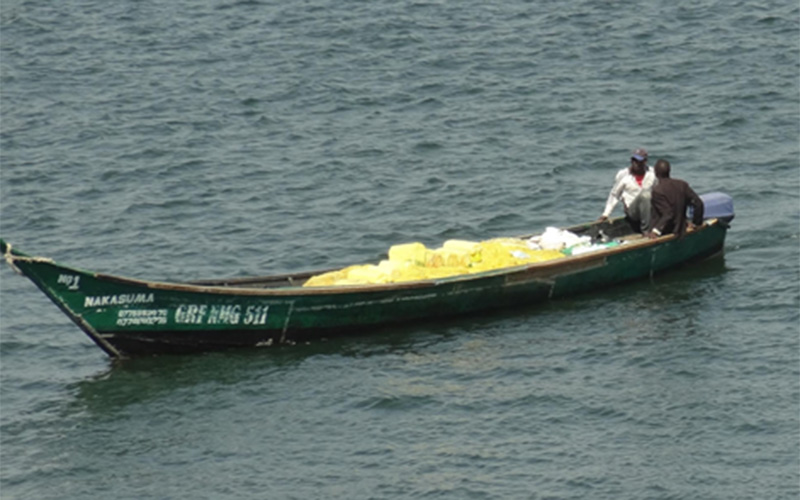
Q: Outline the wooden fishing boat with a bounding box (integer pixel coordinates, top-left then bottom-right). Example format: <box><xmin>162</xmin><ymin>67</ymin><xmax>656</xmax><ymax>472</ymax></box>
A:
<box><xmin>1</xmin><ymin>199</ymin><xmax>732</xmax><ymax>358</ymax></box>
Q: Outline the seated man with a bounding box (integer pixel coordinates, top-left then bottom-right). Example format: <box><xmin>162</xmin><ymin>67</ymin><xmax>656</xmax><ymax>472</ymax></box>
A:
<box><xmin>647</xmin><ymin>159</ymin><xmax>704</xmax><ymax>239</ymax></box>
<box><xmin>598</xmin><ymin>148</ymin><xmax>656</xmax><ymax>233</ymax></box>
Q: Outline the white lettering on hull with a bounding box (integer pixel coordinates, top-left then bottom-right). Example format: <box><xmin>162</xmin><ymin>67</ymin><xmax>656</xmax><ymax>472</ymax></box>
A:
<box><xmin>84</xmin><ymin>293</ymin><xmax>155</xmax><ymax>308</ymax></box>
<box><xmin>117</xmin><ymin>309</ymin><xmax>169</xmax><ymax>326</ymax></box>
<box><xmin>207</xmin><ymin>304</ymin><xmax>242</xmax><ymax>325</ymax></box>
<box><xmin>173</xmin><ymin>304</ymin><xmax>269</xmax><ymax>326</ymax></box>
<box><xmin>243</xmin><ymin>305</ymin><xmax>269</xmax><ymax>325</ymax></box>
<box><xmin>57</xmin><ymin>274</ymin><xmax>81</xmax><ymax>290</ymax></box>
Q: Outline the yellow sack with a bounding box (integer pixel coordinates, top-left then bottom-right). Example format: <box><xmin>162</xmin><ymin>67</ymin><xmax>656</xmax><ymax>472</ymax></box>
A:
<box><xmin>302</xmin><ymin>265</ymin><xmax>363</xmax><ymax>287</ymax></box>
<box><xmin>379</xmin><ymin>259</ymin><xmax>426</xmax><ymax>282</ymax></box>
<box><xmin>472</xmin><ymin>239</ymin><xmax>565</xmax><ymax>272</ymax></box>
<box><xmin>388</xmin><ymin>242</ymin><xmax>428</xmax><ymax>265</ymax></box>
<box><xmin>345</xmin><ymin>264</ymin><xmax>391</xmax><ymax>284</ymax></box>
<box><xmin>387</xmin><ymin>263</ymin><xmax>430</xmax><ymax>283</ymax></box>
<box><xmin>442</xmin><ymin>239</ymin><xmax>482</xmax><ymax>264</ymax></box>
<box><xmin>425</xmin><ymin>248</ymin><xmax>471</xmax><ymax>268</ymax></box>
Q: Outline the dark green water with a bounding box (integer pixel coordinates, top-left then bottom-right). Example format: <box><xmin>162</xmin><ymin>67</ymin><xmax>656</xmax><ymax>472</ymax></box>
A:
<box><xmin>1</xmin><ymin>1</ymin><xmax>798</xmax><ymax>498</ymax></box>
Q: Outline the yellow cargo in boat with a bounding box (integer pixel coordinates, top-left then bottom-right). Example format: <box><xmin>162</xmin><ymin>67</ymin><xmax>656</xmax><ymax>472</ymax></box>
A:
<box><xmin>346</xmin><ymin>264</ymin><xmax>391</xmax><ymax>284</ymax></box>
<box><xmin>302</xmin><ymin>265</ymin><xmax>362</xmax><ymax>287</ymax></box>
<box><xmin>442</xmin><ymin>239</ymin><xmax>482</xmax><ymax>263</ymax></box>
<box><xmin>302</xmin><ymin>237</ymin><xmax>566</xmax><ymax>287</ymax></box>
<box><xmin>425</xmin><ymin>248</ymin><xmax>471</xmax><ymax>268</ymax></box>
<box><xmin>471</xmin><ymin>239</ymin><xmax>565</xmax><ymax>272</ymax></box>
<box><xmin>388</xmin><ymin>242</ymin><xmax>428</xmax><ymax>265</ymax></box>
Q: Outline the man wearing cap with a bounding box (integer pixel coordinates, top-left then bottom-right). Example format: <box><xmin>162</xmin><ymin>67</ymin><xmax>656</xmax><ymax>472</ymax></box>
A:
<box><xmin>597</xmin><ymin>148</ymin><xmax>656</xmax><ymax>233</ymax></box>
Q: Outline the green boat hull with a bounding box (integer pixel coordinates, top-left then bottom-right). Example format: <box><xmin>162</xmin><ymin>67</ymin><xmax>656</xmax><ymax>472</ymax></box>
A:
<box><xmin>1</xmin><ymin>219</ymin><xmax>727</xmax><ymax>358</ymax></box>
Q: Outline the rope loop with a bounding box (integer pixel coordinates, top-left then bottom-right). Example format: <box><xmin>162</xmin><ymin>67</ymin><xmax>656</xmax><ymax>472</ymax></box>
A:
<box><xmin>3</xmin><ymin>243</ymin><xmax>54</xmax><ymax>275</ymax></box>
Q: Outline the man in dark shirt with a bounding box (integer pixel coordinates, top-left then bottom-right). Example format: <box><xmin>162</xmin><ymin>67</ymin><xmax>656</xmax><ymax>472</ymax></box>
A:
<box><xmin>646</xmin><ymin>159</ymin><xmax>704</xmax><ymax>239</ymax></box>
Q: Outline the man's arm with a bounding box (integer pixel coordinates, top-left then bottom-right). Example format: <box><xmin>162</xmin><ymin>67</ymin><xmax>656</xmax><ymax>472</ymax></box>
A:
<box><xmin>687</xmin><ymin>185</ymin><xmax>704</xmax><ymax>226</ymax></box>
<box><xmin>600</xmin><ymin>171</ymin><xmax>626</xmax><ymax>219</ymax></box>
<box><xmin>648</xmin><ymin>188</ymin><xmax>673</xmax><ymax>237</ymax></box>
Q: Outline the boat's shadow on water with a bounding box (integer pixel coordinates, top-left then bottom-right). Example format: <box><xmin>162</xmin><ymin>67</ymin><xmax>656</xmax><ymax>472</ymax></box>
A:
<box><xmin>69</xmin><ymin>256</ymin><xmax>729</xmax><ymax>412</ymax></box>
<box><xmin>68</xmin><ymin>346</ymin><xmax>309</xmax><ymax>415</ymax></box>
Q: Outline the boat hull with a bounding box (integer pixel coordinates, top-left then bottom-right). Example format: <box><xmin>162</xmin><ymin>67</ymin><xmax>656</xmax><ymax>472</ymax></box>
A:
<box><xmin>1</xmin><ymin>221</ymin><xmax>727</xmax><ymax>357</ymax></box>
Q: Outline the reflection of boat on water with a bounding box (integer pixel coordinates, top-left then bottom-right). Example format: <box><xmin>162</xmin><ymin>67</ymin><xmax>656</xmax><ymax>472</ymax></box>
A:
<box><xmin>1</xmin><ymin>195</ymin><xmax>733</xmax><ymax>359</ymax></box>
<box><xmin>70</xmin><ymin>350</ymin><xmax>301</xmax><ymax>414</ymax></box>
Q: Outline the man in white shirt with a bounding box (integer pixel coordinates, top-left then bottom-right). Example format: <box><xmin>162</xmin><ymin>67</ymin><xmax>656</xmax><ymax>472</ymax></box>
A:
<box><xmin>597</xmin><ymin>148</ymin><xmax>657</xmax><ymax>233</ymax></box>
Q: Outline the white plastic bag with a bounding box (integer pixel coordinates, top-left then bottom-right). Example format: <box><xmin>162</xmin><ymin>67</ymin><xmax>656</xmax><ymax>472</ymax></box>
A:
<box><xmin>534</xmin><ymin>227</ymin><xmax>590</xmax><ymax>251</ymax></box>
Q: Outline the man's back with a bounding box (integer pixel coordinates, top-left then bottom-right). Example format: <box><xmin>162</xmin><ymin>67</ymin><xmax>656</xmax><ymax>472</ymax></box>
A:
<box><xmin>650</xmin><ymin>177</ymin><xmax>704</xmax><ymax>237</ymax></box>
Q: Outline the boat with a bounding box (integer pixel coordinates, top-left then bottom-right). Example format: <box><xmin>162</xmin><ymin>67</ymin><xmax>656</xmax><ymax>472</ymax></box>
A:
<box><xmin>0</xmin><ymin>194</ymin><xmax>733</xmax><ymax>358</ymax></box>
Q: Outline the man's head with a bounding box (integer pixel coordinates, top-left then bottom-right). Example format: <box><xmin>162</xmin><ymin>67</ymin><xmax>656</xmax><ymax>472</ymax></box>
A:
<box><xmin>631</xmin><ymin>148</ymin><xmax>648</xmax><ymax>163</ymax></box>
<box><xmin>654</xmin><ymin>159</ymin><xmax>671</xmax><ymax>179</ymax></box>
<box><xmin>629</xmin><ymin>148</ymin><xmax>648</xmax><ymax>175</ymax></box>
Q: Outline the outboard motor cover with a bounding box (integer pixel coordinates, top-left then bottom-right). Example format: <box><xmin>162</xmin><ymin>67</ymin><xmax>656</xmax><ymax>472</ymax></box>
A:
<box><xmin>692</xmin><ymin>192</ymin><xmax>734</xmax><ymax>224</ymax></box>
